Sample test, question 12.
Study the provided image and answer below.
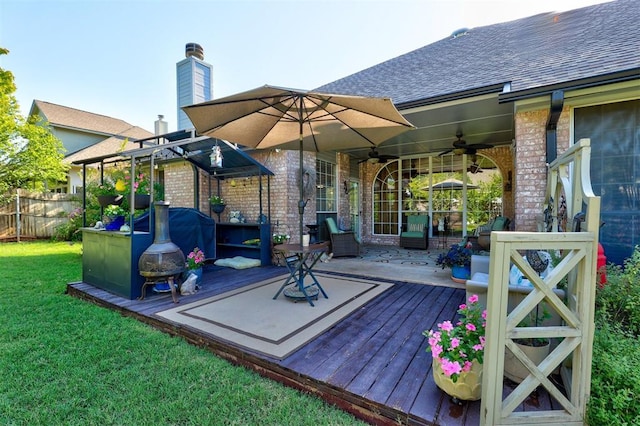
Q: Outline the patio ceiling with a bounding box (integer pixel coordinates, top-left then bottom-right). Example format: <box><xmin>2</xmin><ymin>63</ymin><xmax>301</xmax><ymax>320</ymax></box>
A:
<box><xmin>340</xmin><ymin>93</ymin><xmax>515</xmax><ymax>162</ymax></box>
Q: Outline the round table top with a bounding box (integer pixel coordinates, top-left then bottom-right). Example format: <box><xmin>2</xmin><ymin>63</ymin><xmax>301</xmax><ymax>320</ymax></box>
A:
<box><xmin>274</xmin><ymin>241</ymin><xmax>329</xmax><ymax>254</ymax></box>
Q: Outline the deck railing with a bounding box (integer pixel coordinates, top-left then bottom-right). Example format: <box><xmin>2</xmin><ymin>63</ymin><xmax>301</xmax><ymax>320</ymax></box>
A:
<box><xmin>480</xmin><ymin>139</ymin><xmax>600</xmax><ymax>425</ymax></box>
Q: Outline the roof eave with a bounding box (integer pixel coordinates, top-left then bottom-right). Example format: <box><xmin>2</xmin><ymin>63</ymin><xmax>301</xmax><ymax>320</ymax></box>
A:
<box><xmin>498</xmin><ymin>68</ymin><xmax>640</xmax><ymax>103</ymax></box>
<box><xmin>396</xmin><ymin>83</ymin><xmax>510</xmax><ymax>110</ymax></box>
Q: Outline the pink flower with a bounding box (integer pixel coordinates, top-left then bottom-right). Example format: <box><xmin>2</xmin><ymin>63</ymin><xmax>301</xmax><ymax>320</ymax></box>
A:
<box><xmin>428</xmin><ymin>335</ymin><xmax>440</xmax><ymax>347</ymax></box>
<box><xmin>440</xmin><ymin>359</ymin><xmax>462</xmax><ymax>377</ymax></box>
<box><xmin>439</xmin><ymin>321</ymin><xmax>454</xmax><ymax>332</ymax></box>
<box><xmin>431</xmin><ymin>345</ymin><xmax>443</xmax><ymax>358</ymax></box>
<box><xmin>424</xmin><ymin>293</ymin><xmax>485</xmax><ymax>382</ymax></box>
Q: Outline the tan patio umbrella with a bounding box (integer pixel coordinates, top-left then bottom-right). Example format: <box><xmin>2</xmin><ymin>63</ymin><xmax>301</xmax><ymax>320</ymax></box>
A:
<box><xmin>183</xmin><ymin>85</ymin><xmax>414</xmax><ymax>244</ymax></box>
<box><xmin>430</xmin><ymin>178</ymin><xmax>479</xmax><ymax>191</ymax></box>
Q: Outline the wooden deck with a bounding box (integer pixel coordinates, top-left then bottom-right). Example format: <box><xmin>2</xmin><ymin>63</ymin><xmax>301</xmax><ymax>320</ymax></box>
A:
<box><xmin>67</xmin><ymin>264</ymin><xmax>562</xmax><ymax>425</ymax></box>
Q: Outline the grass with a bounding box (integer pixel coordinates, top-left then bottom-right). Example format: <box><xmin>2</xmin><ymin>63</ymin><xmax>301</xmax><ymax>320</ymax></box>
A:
<box><xmin>0</xmin><ymin>241</ymin><xmax>366</xmax><ymax>425</ymax></box>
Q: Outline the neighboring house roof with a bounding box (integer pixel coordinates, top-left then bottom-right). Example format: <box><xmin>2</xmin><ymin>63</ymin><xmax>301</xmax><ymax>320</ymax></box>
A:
<box><xmin>30</xmin><ymin>100</ymin><xmax>154</xmax><ymax>161</ymax></box>
<box><xmin>315</xmin><ymin>0</ymin><xmax>640</xmax><ymax>106</ymax></box>
<box><xmin>31</xmin><ymin>100</ymin><xmax>152</xmax><ymax>140</ymax></box>
<box><xmin>64</xmin><ymin>136</ymin><xmax>145</xmax><ymax>164</ymax></box>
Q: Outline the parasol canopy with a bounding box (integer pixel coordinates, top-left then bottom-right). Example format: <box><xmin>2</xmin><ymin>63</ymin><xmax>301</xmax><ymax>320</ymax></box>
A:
<box><xmin>183</xmin><ymin>85</ymin><xmax>414</xmax><ymax>244</ymax></box>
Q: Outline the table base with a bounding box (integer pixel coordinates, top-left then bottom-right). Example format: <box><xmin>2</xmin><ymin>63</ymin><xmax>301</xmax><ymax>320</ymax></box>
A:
<box><xmin>284</xmin><ymin>286</ymin><xmax>320</xmax><ymax>301</ymax></box>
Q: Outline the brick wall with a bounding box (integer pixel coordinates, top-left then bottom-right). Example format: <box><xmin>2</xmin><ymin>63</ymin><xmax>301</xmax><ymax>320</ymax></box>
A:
<box><xmin>160</xmin><ymin>107</ymin><xmax>569</xmax><ymax>242</ymax></box>
<box><xmin>514</xmin><ymin>106</ymin><xmax>571</xmax><ymax>231</ymax></box>
<box><xmin>163</xmin><ymin>161</ymin><xmax>196</xmax><ymax>208</ymax></box>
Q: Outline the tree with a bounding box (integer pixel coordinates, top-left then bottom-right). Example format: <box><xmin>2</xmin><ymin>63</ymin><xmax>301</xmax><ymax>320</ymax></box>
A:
<box><xmin>0</xmin><ymin>47</ymin><xmax>68</xmax><ymax>203</ymax></box>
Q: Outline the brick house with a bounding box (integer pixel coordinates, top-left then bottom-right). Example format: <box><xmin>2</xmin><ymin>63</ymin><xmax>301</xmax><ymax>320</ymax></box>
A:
<box><xmin>312</xmin><ymin>0</ymin><xmax>639</xmax><ymax>264</ymax></box>
<box><xmin>33</xmin><ymin>1</ymin><xmax>638</xmax><ymax>265</ymax></box>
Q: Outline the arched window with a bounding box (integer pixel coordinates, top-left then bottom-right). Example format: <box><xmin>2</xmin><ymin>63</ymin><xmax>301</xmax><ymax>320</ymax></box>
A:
<box><xmin>372</xmin><ymin>161</ymin><xmax>400</xmax><ymax>235</ymax></box>
<box><xmin>372</xmin><ymin>155</ymin><xmax>502</xmax><ymax>237</ymax></box>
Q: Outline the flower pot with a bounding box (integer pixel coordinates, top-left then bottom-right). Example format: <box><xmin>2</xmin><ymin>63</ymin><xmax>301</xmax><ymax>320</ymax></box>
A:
<box><xmin>504</xmin><ymin>340</ymin><xmax>550</xmax><ymax>383</ymax></box>
<box><xmin>432</xmin><ymin>357</ymin><xmax>483</xmax><ymax>401</ymax></box>
<box><xmin>211</xmin><ymin>203</ymin><xmax>226</xmax><ymax>214</ymax></box>
<box><xmin>134</xmin><ymin>194</ymin><xmax>150</xmax><ymax>209</ymax></box>
<box><xmin>451</xmin><ymin>265</ymin><xmax>471</xmax><ymax>283</ymax></box>
<box><xmin>190</xmin><ymin>267</ymin><xmax>203</xmax><ymax>284</ymax></box>
<box><xmin>477</xmin><ymin>231</ymin><xmax>491</xmax><ymax>250</ymax></box>
<box><xmin>97</xmin><ymin>195</ymin><xmax>123</xmax><ymax>207</ymax></box>
<box><xmin>105</xmin><ymin>215</ymin><xmax>125</xmax><ymax>231</ymax></box>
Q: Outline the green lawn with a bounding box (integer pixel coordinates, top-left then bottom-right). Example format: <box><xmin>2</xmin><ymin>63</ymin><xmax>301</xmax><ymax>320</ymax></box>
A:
<box><xmin>0</xmin><ymin>241</ymin><xmax>366</xmax><ymax>425</ymax></box>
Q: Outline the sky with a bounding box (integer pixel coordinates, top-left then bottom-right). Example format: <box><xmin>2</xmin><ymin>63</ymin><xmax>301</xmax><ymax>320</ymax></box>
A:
<box><xmin>1</xmin><ymin>0</ymin><xmax>610</xmax><ymax>133</ymax></box>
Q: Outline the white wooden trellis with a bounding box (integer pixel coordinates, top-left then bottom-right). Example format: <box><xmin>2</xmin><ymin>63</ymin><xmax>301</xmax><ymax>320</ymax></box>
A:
<box><xmin>481</xmin><ymin>139</ymin><xmax>600</xmax><ymax>425</ymax></box>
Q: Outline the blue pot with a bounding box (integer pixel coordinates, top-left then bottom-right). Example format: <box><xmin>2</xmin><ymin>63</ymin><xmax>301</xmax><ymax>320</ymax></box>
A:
<box><xmin>105</xmin><ymin>215</ymin><xmax>125</xmax><ymax>231</ymax></box>
<box><xmin>452</xmin><ymin>265</ymin><xmax>471</xmax><ymax>280</ymax></box>
<box><xmin>191</xmin><ymin>267</ymin><xmax>203</xmax><ymax>284</ymax></box>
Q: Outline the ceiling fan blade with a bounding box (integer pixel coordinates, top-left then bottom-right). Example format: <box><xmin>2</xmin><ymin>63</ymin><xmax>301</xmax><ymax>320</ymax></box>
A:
<box><xmin>469</xmin><ymin>143</ymin><xmax>494</xmax><ymax>150</ymax></box>
<box><xmin>438</xmin><ymin>149</ymin><xmax>453</xmax><ymax>156</ymax></box>
<box><xmin>468</xmin><ymin>163</ymin><xmax>483</xmax><ymax>174</ymax></box>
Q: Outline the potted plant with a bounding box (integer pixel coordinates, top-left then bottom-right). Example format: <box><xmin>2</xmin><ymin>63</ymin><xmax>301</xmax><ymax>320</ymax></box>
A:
<box><xmin>210</xmin><ymin>195</ymin><xmax>226</xmax><ymax>216</ymax></box>
<box><xmin>424</xmin><ymin>294</ymin><xmax>487</xmax><ymax>401</ymax></box>
<box><xmin>94</xmin><ymin>180</ymin><xmax>124</xmax><ymax>207</ymax></box>
<box><xmin>272</xmin><ymin>233</ymin><xmax>290</xmax><ymax>244</ymax></box>
<box><xmin>436</xmin><ymin>243</ymin><xmax>473</xmax><ymax>281</ymax></box>
<box><xmin>122</xmin><ymin>172</ymin><xmax>154</xmax><ymax>209</ymax></box>
<box><xmin>504</xmin><ymin>303</ymin><xmax>552</xmax><ymax>384</ymax></box>
<box><xmin>186</xmin><ymin>247</ymin><xmax>205</xmax><ymax>284</ymax></box>
<box><xmin>103</xmin><ymin>205</ymin><xmax>127</xmax><ymax>231</ymax></box>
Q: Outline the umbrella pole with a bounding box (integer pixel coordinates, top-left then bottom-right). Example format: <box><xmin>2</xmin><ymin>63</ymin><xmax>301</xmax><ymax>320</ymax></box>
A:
<box><xmin>298</xmin><ymin>131</ymin><xmax>305</xmax><ymax>246</ymax></box>
<box><xmin>297</xmin><ymin>100</ymin><xmax>307</xmax><ymax>247</ymax></box>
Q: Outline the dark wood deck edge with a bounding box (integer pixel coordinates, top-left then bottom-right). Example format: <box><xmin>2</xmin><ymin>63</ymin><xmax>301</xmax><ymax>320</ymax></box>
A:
<box><xmin>66</xmin><ymin>282</ymin><xmax>434</xmax><ymax>426</ymax></box>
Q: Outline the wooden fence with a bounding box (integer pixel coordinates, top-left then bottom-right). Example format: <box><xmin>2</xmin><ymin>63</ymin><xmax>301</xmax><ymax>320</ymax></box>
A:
<box><xmin>0</xmin><ymin>189</ymin><xmax>81</xmax><ymax>241</ymax></box>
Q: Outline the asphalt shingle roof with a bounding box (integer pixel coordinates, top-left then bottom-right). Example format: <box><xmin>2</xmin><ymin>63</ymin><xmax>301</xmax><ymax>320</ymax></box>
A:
<box><xmin>315</xmin><ymin>0</ymin><xmax>640</xmax><ymax>104</ymax></box>
<box><xmin>32</xmin><ymin>100</ymin><xmax>152</xmax><ymax>140</ymax></box>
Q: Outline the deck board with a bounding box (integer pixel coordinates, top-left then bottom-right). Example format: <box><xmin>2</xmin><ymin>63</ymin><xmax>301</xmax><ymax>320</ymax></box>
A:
<box><xmin>67</xmin><ymin>264</ymin><xmax>563</xmax><ymax>425</ymax></box>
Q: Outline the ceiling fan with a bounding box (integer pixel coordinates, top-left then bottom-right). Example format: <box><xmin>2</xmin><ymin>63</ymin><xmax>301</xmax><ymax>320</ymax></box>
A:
<box><xmin>439</xmin><ymin>131</ymin><xmax>495</xmax><ymax>156</ymax></box>
<box><xmin>359</xmin><ymin>147</ymin><xmax>399</xmax><ymax>164</ymax></box>
<box><xmin>468</xmin><ymin>159</ymin><xmax>483</xmax><ymax>174</ymax></box>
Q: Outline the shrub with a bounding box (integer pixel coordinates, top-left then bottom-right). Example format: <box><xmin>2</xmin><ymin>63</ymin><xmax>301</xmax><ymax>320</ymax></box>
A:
<box><xmin>595</xmin><ymin>246</ymin><xmax>640</xmax><ymax>335</ymax></box>
<box><xmin>51</xmin><ymin>207</ymin><xmax>84</xmax><ymax>242</ymax></box>
<box><xmin>588</xmin><ymin>245</ymin><xmax>640</xmax><ymax>424</ymax></box>
<box><xmin>587</xmin><ymin>323</ymin><xmax>640</xmax><ymax>425</ymax></box>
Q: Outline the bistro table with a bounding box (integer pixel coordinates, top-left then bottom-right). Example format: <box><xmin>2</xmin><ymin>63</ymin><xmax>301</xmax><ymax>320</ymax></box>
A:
<box><xmin>272</xmin><ymin>241</ymin><xmax>329</xmax><ymax>306</ymax></box>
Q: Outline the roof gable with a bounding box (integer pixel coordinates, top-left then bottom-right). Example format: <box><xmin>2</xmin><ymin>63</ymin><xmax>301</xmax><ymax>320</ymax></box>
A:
<box><xmin>31</xmin><ymin>100</ymin><xmax>153</xmax><ymax>139</ymax></box>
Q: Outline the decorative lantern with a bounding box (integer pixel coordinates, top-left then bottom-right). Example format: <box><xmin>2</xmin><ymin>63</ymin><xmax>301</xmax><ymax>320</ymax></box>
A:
<box><xmin>210</xmin><ymin>143</ymin><xmax>223</xmax><ymax>168</ymax></box>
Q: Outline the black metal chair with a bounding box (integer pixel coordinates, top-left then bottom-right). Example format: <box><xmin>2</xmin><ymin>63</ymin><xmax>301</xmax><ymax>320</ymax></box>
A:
<box><xmin>325</xmin><ymin>217</ymin><xmax>360</xmax><ymax>257</ymax></box>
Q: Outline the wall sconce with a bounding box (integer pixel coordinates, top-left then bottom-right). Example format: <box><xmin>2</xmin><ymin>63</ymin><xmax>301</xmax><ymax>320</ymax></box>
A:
<box><xmin>210</xmin><ymin>142</ymin><xmax>223</xmax><ymax>168</ymax></box>
<box><xmin>343</xmin><ymin>180</ymin><xmax>349</xmax><ymax>195</ymax></box>
<box><xmin>230</xmin><ymin>179</ymin><xmax>236</xmax><ymax>187</ymax></box>
<box><xmin>504</xmin><ymin>170</ymin><xmax>513</xmax><ymax>192</ymax></box>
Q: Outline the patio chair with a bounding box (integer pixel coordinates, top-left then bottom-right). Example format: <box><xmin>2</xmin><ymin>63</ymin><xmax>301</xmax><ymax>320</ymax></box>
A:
<box><xmin>476</xmin><ymin>216</ymin><xmax>511</xmax><ymax>250</ymax></box>
<box><xmin>400</xmin><ymin>215</ymin><xmax>430</xmax><ymax>249</ymax></box>
<box><xmin>325</xmin><ymin>217</ymin><xmax>360</xmax><ymax>257</ymax></box>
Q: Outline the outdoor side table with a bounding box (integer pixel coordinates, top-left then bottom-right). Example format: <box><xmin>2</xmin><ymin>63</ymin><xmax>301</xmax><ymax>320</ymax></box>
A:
<box><xmin>272</xmin><ymin>242</ymin><xmax>329</xmax><ymax>306</ymax></box>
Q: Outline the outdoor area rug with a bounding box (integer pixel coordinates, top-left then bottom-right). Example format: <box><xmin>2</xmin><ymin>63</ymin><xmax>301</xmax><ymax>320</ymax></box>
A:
<box><xmin>156</xmin><ymin>273</ymin><xmax>393</xmax><ymax>359</ymax></box>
